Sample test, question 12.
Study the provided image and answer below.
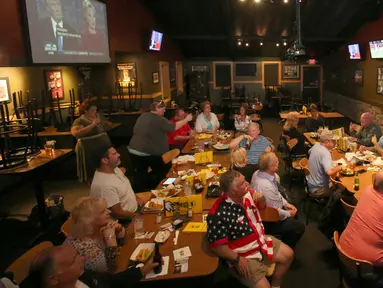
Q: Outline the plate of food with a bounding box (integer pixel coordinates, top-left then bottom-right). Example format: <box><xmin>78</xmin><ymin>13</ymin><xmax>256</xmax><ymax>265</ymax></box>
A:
<box><xmin>154</xmin><ymin>230</ymin><xmax>171</xmax><ymax>243</ymax></box>
<box><xmin>310</xmin><ymin>132</ymin><xmax>318</xmax><ymax>138</ymax></box>
<box><xmin>142</xmin><ymin>199</ymin><xmax>163</xmax><ymax>213</ymax></box>
<box><xmin>213</xmin><ymin>142</ymin><xmax>229</xmax><ymax>150</ymax></box>
<box><xmin>340</xmin><ymin>168</ymin><xmax>355</xmax><ymax>177</ymax></box>
<box><xmin>196</xmin><ymin>133</ymin><xmax>213</xmax><ymax>140</ymax></box>
<box><xmin>130</xmin><ymin>243</ymin><xmax>155</xmax><ymax>262</ymax></box>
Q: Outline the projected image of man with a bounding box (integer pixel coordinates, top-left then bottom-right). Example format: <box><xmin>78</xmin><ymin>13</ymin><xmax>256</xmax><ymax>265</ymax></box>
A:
<box><xmin>41</xmin><ymin>0</ymin><xmax>79</xmax><ymax>52</ymax></box>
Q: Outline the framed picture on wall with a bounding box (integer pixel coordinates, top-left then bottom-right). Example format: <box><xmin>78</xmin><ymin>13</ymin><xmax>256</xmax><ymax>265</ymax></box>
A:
<box><xmin>44</xmin><ymin>70</ymin><xmax>64</xmax><ymax>99</ymax></box>
<box><xmin>378</xmin><ymin>68</ymin><xmax>383</xmax><ymax>95</ymax></box>
<box><xmin>282</xmin><ymin>64</ymin><xmax>300</xmax><ymax>79</ymax></box>
<box><xmin>0</xmin><ymin>77</ymin><xmax>11</xmax><ymax>103</ymax></box>
<box><xmin>153</xmin><ymin>72</ymin><xmax>159</xmax><ymax>84</ymax></box>
<box><xmin>117</xmin><ymin>63</ymin><xmax>137</xmax><ymax>87</ymax></box>
<box><xmin>354</xmin><ymin>70</ymin><xmax>363</xmax><ymax>86</ymax></box>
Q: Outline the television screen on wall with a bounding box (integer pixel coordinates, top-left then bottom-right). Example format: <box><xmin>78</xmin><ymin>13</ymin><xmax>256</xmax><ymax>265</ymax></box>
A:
<box><xmin>25</xmin><ymin>0</ymin><xmax>111</xmax><ymax>64</ymax></box>
<box><xmin>348</xmin><ymin>44</ymin><xmax>361</xmax><ymax>60</ymax></box>
<box><xmin>149</xmin><ymin>30</ymin><xmax>163</xmax><ymax>51</ymax></box>
<box><xmin>369</xmin><ymin>40</ymin><xmax>383</xmax><ymax>59</ymax></box>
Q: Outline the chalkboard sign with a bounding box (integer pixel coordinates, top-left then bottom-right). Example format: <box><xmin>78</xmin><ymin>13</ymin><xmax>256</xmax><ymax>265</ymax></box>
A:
<box><xmin>236</xmin><ymin>63</ymin><xmax>257</xmax><ymax>77</ymax></box>
<box><xmin>264</xmin><ymin>64</ymin><xmax>279</xmax><ymax>86</ymax></box>
<box><xmin>215</xmin><ymin>64</ymin><xmax>231</xmax><ymax>87</ymax></box>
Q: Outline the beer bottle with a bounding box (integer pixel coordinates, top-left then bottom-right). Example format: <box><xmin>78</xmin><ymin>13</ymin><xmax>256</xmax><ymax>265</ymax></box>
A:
<box><xmin>153</xmin><ymin>243</ymin><xmax>163</xmax><ymax>274</ymax></box>
<box><xmin>354</xmin><ymin>172</ymin><xmax>359</xmax><ymax>191</ymax></box>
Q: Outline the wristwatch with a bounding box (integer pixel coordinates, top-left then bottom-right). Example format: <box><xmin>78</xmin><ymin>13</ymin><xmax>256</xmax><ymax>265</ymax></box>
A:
<box><xmin>232</xmin><ymin>255</ymin><xmax>241</xmax><ymax>266</ymax></box>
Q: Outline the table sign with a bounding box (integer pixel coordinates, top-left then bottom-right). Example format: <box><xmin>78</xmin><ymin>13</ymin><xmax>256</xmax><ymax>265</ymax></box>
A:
<box><xmin>164</xmin><ymin>195</ymin><xmax>202</xmax><ymax>217</ymax></box>
<box><xmin>194</xmin><ymin>151</ymin><xmax>213</xmax><ymax>164</ymax></box>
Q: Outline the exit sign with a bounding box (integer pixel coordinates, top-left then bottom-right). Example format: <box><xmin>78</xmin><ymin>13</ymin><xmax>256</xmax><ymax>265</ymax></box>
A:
<box><xmin>308</xmin><ymin>59</ymin><xmax>317</xmax><ymax>65</ymax></box>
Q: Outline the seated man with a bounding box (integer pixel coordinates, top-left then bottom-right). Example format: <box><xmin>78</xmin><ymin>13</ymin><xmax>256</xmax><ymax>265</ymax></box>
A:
<box><xmin>21</xmin><ymin>244</ymin><xmax>157</xmax><ymax>288</ymax></box>
<box><xmin>91</xmin><ymin>145</ymin><xmax>145</xmax><ymax>220</ymax></box>
<box><xmin>340</xmin><ymin>172</ymin><xmax>383</xmax><ymax>267</ymax></box>
<box><xmin>167</xmin><ymin>108</ymin><xmax>195</xmax><ymax>150</ymax></box>
<box><xmin>350</xmin><ymin>112</ymin><xmax>382</xmax><ymax>149</ymax></box>
<box><xmin>207</xmin><ymin>170</ymin><xmax>293</xmax><ymax>288</ymax></box>
<box><xmin>251</xmin><ymin>152</ymin><xmax>305</xmax><ymax>249</ymax></box>
<box><xmin>229</xmin><ymin>123</ymin><xmax>273</xmax><ymax>166</ymax></box>
<box><xmin>306</xmin><ymin>128</ymin><xmax>346</xmax><ymax>231</ymax></box>
<box><xmin>305</xmin><ymin>104</ymin><xmax>326</xmax><ymax>132</ymax></box>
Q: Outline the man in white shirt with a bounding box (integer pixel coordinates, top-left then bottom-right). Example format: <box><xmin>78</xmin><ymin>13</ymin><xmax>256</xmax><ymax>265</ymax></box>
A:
<box><xmin>91</xmin><ymin>146</ymin><xmax>145</xmax><ymax>220</ymax></box>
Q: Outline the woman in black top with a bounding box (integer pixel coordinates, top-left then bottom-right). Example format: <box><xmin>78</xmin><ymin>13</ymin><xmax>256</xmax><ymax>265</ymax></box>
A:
<box><xmin>283</xmin><ymin>111</ymin><xmax>307</xmax><ymax>155</ymax></box>
<box><xmin>305</xmin><ymin>104</ymin><xmax>326</xmax><ymax>132</ymax></box>
<box><xmin>230</xmin><ymin>147</ymin><xmax>258</xmax><ymax>183</ymax></box>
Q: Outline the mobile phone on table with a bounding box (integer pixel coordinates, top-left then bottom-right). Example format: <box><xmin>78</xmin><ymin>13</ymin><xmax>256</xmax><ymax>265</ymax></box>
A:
<box><xmin>358</xmin><ymin>169</ymin><xmax>367</xmax><ymax>174</ymax></box>
<box><xmin>163</xmin><ymin>178</ymin><xmax>176</xmax><ymax>185</ymax></box>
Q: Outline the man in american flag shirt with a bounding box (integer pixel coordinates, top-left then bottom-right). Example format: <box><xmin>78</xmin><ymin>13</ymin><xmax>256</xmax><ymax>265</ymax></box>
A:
<box><xmin>207</xmin><ymin>170</ymin><xmax>293</xmax><ymax>288</ymax></box>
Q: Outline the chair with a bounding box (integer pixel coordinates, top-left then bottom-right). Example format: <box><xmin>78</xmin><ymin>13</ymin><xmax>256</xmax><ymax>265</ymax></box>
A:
<box><xmin>6</xmin><ymin>241</ymin><xmax>53</xmax><ymax>284</ymax></box>
<box><xmin>285</xmin><ymin>138</ymin><xmax>306</xmax><ymax>189</ymax></box>
<box><xmin>299</xmin><ymin>158</ymin><xmax>327</xmax><ymax>225</ymax></box>
<box><xmin>340</xmin><ymin>198</ymin><xmax>356</xmax><ymax>218</ymax></box>
<box><xmin>61</xmin><ymin>217</ymin><xmax>72</xmax><ymax>237</ymax></box>
<box><xmin>333</xmin><ymin>231</ymin><xmax>381</xmax><ymax>288</ymax></box>
<box><xmin>266</xmin><ymin>137</ymin><xmax>274</xmax><ymax>145</ymax></box>
<box><xmin>259</xmin><ymin>206</ymin><xmax>280</xmax><ymax>222</ymax></box>
<box><xmin>162</xmin><ymin>149</ymin><xmax>180</xmax><ymax>164</ymax></box>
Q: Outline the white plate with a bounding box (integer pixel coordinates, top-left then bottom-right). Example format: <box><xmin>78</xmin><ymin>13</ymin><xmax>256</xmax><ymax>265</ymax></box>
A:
<box><xmin>213</xmin><ymin>144</ymin><xmax>229</xmax><ymax>150</ymax></box>
<box><xmin>130</xmin><ymin>243</ymin><xmax>155</xmax><ymax>262</ymax></box>
<box><xmin>154</xmin><ymin>230</ymin><xmax>171</xmax><ymax>243</ymax></box>
<box><xmin>144</xmin><ymin>198</ymin><xmax>164</xmax><ymax>211</ymax></box>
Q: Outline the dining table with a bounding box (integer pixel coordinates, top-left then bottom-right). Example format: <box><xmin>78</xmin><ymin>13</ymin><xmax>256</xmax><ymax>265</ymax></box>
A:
<box><xmin>181</xmin><ymin>130</ymin><xmax>234</xmax><ymax>154</ymax></box>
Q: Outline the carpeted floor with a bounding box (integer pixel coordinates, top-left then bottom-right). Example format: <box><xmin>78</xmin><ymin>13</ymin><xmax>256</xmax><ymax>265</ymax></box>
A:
<box><xmin>0</xmin><ymin>117</ymin><xmax>340</xmax><ymax>287</ymax></box>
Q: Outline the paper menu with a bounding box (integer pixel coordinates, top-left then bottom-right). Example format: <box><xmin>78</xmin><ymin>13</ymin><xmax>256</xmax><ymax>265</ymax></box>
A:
<box><xmin>183</xmin><ymin>222</ymin><xmax>207</xmax><ymax>233</ymax></box>
<box><xmin>173</xmin><ymin>246</ymin><xmax>192</xmax><ymax>261</ymax></box>
<box><xmin>145</xmin><ymin>256</ymin><xmax>170</xmax><ymax>279</ymax></box>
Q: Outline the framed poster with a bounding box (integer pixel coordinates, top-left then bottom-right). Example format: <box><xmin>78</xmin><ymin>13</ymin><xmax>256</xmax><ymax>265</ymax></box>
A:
<box><xmin>378</xmin><ymin>68</ymin><xmax>383</xmax><ymax>95</ymax></box>
<box><xmin>44</xmin><ymin>70</ymin><xmax>64</xmax><ymax>99</ymax></box>
<box><xmin>153</xmin><ymin>72</ymin><xmax>159</xmax><ymax>84</ymax></box>
<box><xmin>282</xmin><ymin>64</ymin><xmax>300</xmax><ymax>79</ymax></box>
<box><xmin>0</xmin><ymin>77</ymin><xmax>11</xmax><ymax>102</ymax></box>
<box><xmin>354</xmin><ymin>70</ymin><xmax>363</xmax><ymax>86</ymax></box>
<box><xmin>117</xmin><ymin>63</ymin><xmax>137</xmax><ymax>87</ymax></box>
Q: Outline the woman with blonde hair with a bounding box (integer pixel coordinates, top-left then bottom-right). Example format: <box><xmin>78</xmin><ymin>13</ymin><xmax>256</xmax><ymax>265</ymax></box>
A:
<box><xmin>234</xmin><ymin>104</ymin><xmax>252</xmax><ymax>132</ymax></box>
<box><xmin>65</xmin><ymin>197</ymin><xmax>158</xmax><ymax>277</ymax></box>
<box><xmin>195</xmin><ymin>101</ymin><xmax>220</xmax><ymax>133</ymax></box>
<box><xmin>283</xmin><ymin>111</ymin><xmax>307</xmax><ymax>155</ymax></box>
<box><xmin>230</xmin><ymin>147</ymin><xmax>257</xmax><ymax>182</ymax></box>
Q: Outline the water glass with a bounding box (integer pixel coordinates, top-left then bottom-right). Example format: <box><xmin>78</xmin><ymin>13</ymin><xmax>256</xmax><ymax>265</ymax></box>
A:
<box><xmin>134</xmin><ymin>214</ymin><xmax>145</xmax><ymax>237</ymax></box>
<box><xmin>184</xmin><ymin>181</ymin><xmax>193</xmax><ymax>196</ymax></box>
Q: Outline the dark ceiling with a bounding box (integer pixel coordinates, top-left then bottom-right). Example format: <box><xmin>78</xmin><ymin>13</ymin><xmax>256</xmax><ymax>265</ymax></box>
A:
<box><xmin>140</xmin><ymin>0</ymin><xmax>383</xmax><ymax>59</ymax></box>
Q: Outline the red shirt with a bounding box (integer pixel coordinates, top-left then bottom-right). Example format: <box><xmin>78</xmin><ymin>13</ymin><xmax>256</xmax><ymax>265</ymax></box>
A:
<box><xmin>167</xmin><ymin>117</ymin><xmax>191</xmax><ymax>145</ymax></box>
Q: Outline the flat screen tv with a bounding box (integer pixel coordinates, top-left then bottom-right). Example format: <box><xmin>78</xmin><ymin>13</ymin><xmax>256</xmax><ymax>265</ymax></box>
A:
<box><xmin>348</xmin><ymin>44</ymin><xmax>361</xmax><ymax>60</ymax></box>
<box><xmin>369</xmin><ymin>40</ymin><xmax>383</xmax><ymax>59</ymax></box>
<box><xmin>149</xmin><ymin>30</ymin><xmax>163</xmax><ymax>51</ymax></box>
<box><xmin>25</xmin><ymin>0</ymin><xmax>111</xmax><ymax>64</ymax></box>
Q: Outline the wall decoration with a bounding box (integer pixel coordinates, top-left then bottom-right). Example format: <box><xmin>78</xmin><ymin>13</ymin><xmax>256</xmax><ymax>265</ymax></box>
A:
<box><xmin>0</xmin><ymin>77</ymin><xmax>10</xmax><ymax>103</ymax></box>
<box><xmin>282</xmin><ymin>64</ymin><xmax>300</xmax><ymax>79</ymax></box>
<box><xmin>377</xmin><ymin>68</ymin><xmax>383</xmax><ymax>95</ymax></box>
<box><xmin>44</xmin><ymin>70</ymin><xmax>64</xmax><ymax>99</ymax></box>
<box><xmin>192</xmin><ymin>66</ymin><xmax>209</xmax><ymax>72</ymax></box>
<box><xmin>153</xmin><ymin>72</ymin><xmax>159</xmax><ymax>84</ymax></box>
<box><xmin>354</xmin><ymin>70</ymin><xmax>363</xmax><ymax>86</ymax></box>
<box><xmin>117</xmin><ymin>63</ymin><xmax>137</xmax><ymax>87</ymax></box>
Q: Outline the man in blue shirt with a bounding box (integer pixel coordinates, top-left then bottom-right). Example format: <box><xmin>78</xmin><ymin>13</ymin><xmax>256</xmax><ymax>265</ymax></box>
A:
<box><xmin>252</xmin><ymin>152</ymin><xmax>305</xmax><ymax>249</ymax></box>
<box><xmin>229</xmin><ymin>123</ymin><xmax>273</xmax><ymax>165</ymax></box>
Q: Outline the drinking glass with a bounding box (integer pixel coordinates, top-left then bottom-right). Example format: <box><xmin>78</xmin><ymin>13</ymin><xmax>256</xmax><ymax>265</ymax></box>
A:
<box><xmin>184</xmin><ymin>181</ymin><xmax>193</xmax><ymax>196</ymax></box>
<box><xmin>44</xmin><ymin>141</ymin><xmax>55</xmax><ymax>156</ymax></box>
<box><xmin>134</xmin><ymin>214</ymin><xmax>145</xmax><ymax>237</ymax></box>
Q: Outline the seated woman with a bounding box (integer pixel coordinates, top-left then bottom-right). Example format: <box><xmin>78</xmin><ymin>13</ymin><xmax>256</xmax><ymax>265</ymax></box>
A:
<box><xmin>65</xmin><ymin>197</ymin><xmax>125</xmax><ymax>274</ymax></box>
<box><xmin>71</xmin><ymin>100</ymin><xmax>114</xmax><ymax>183</ymax></box>
<box><xmin>195</xmin><ymin>101</ymin><xmax>220</xmax><ymax>133</ymax></box>
<box><xmin>234</xmin><ymin>104</ymin><xmax>252</xmax><ymax>133</ymax></box>
<box><xmin>283</xmin><ymin>111</ymin><xmax>307</xmax><ymax>155</ymax></box>
<box><xmin>305</xmin><ymin>104</ymin><xmax>326</xmax><ymax>132</ymax></box>
<box><xmin>230</xmin><ymin>147</ymin><xmax>257</xmax><ymax>182</ymax></box>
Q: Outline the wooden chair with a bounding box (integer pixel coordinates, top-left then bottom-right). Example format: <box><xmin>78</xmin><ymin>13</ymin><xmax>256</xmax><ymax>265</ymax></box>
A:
<box><xmin>259</xmin><ymin>206</ymin><xmax>280</xmax><ymax>222</ymax></box>
<box><xmin>266</xmin><ymin>137</ymin><xmax>273</xmax><ymax>145</ymax></box>
<box><xmin>285</xmin><ymin>139</ymin><xmax>306</xmax><ymax>189</ymax></box>
<box><xmin>162</xmin><ymin>149</ymin><xmax>180</xmax><ymax>164</ymax></box>
<box><xmin>6</xmin><ymin>241</ymin><xmax>53</xmax><ymax>284</ymax></box>
<box><xmin>61</xmin><ymin>217</ymin><xmax>72</xmax><ymax>237</ymax></box>
<box><xmin>340</xmin><ymin>198</ymin><xmax>356</xmax><ymax>218</ymax></box>
<box><xmin>333</xmin><ymin>231</ymin><xmax>381</xmax><ymax>287</ymax></box>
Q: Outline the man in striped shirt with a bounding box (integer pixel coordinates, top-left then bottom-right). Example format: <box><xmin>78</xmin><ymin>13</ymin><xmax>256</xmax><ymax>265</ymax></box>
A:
<box><xmin>229</xmin><ymin>123</ymin><xmax>273</xmax><ymax>166</ymax></box>
<box><xmin>207</xmin><ymin>170</ymin><xmax>293</xmax><ymax>288</ymax></box>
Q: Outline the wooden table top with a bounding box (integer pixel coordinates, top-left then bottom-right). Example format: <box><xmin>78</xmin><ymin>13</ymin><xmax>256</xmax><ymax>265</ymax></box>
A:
<box><xmin>304</xmin><ymin>132</ymin><xmax>319</xmax><ymax>146</ymax></box>
<box><xmin>0</xmin><ymin>149</ymin><xmax>73</xmax><ymax>175</ymax></box>
<box><xmin>117</xmin><ymin>213</ymin><xmax>219</xmax><ymax>281</ymax></box>
<box><xmin>182</xmin><ymin>131</ymin><xmax>234</xmax><ymax>154</ymax></box>
<box><xmin>279</xmin><ymin>112</ymin><xmax>344</xmax><ymax>119</ymax></box>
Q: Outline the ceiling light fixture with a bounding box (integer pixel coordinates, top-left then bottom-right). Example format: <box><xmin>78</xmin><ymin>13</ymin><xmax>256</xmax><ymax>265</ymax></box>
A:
<box><xmin>276</xmin><ymin>43</ymin><xmax>280</xmax><ymax>47</ymax></box>
<box><xmin>238</xmin><ymin>41</ymin><xmax>242</xmax><ymax>46</ymax></box>
<box><xmin>283</xmin><ymin>41</ymin><xmax>287</xmax><ymax>46</ymax></box>
<box><xmin>260</xmin><ymin>42</ymin><xmax>263</xmax><ymax>46</ymax></box>
<box><xmin>284</xmin><ymin>0</ymin><xmax>288</xmax><ymax>3</ymax></box>
<box><xmin>255</xmin><ymin>0</ymin><xmax>261</xmax><ymax>3</ymax></box>
<box><xmin>245</xmin><ymin>43</ymin><xmax>249</xmax><ymax>47</ymax></box>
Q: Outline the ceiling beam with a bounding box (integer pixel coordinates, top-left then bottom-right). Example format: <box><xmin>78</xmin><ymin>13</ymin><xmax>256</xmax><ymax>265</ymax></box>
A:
<box><xmin>171</xmin><ymin>35</ymin><xmax>346</xmax><ymax>42</ymax></box>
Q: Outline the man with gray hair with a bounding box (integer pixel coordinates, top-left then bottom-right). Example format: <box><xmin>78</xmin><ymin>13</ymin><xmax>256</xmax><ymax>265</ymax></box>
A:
<box><xmin>207</xmin><ymin>170</ymin><xmax>293</xmax><ymax>288</ymax></box>
<box><xmin>350</xmin><ymin>112</ymin><xmax>382</xmax><ymax>149</ymax></box>
<box><xmin>339</xmin><ymin>171</ymin><xmax>383</xmax><ymax>268</ymax></box>
<box><xmin>251</xmin><ymin>152</ymin><xmax>305</xmax><ymax>249</ymax></box>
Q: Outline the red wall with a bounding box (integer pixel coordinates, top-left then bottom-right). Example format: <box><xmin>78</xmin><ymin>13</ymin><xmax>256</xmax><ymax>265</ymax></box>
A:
<box><xmin>0</xmin><ymin>0</ymin><xmax>183</xmax><ymax>66</ymax></box>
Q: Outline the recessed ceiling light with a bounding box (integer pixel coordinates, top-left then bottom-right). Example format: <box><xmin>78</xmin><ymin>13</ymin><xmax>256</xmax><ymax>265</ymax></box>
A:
<box><xmin>284</xmin><ymin>0</ymin><xmax>288</xmax><ymax>3</ymax></box>
<box><xmin>260</xmin><ymin>42</ymin><xmax>263</xmax><ymax>46</ymax></box>
<box><xmin>238</xmin><ymin>41</ymin><xmax>242</xmax><ymax>46</ymax></box>
<box><xmin>245</xmin><ymin>43</ymin><xmax>249</xmax><ymax>47</ymax></box>
<box><xmin>276</xmin><ymin>43</ymin><xmax>280</xmax><ymax>47</ymax></box>
<box><xmin>239</xmin><ymin>0</ymin><xmax>245</xmax><ymax>2</ymax></box>
<box><xmin>255</xmin><ymin>0</ymin><xmax>260</xmax><ymax>3</ymax></box>
<box><xmin>283</xmin><ymin>41</ymin><xmax>287</xmax><ymax>46</ymax></box>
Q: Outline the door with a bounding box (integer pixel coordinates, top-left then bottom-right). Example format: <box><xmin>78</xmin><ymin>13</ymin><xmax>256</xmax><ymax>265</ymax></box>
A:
<box><xmin>160</xmin><ymin>62</ymin><xmax>171</xmax><ymax>102</ymax></box>
<box><xmin>176</xmin><ymin>61</ymin><xmax>184</xmax><ymax>96</ymax></box>
<box><xmin>302</xmin><ymin>66</ymin><xmax>321</xmax><ymax>105</ymax></box>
